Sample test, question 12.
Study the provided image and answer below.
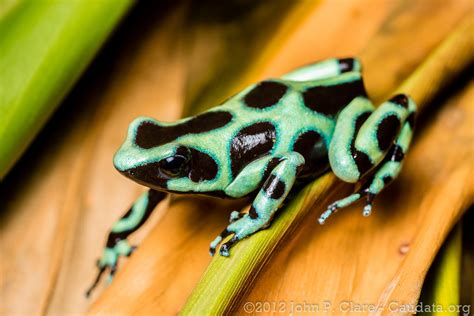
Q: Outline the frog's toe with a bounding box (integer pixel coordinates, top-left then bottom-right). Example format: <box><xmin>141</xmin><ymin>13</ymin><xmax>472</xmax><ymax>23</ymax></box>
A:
<box><xmin>362</xmin><ymin>204</ymin><xmax>372</xmax><ymax>217</ymax></box>
<box><xmin>127</xmin><ymin>245</ymin><xmax>138</xmax><ymax>257</ymax></box>
<box><xmin>107</xmin><ymin>262</ymin><xmax>118</xmax><ymax>284</ymax></box>
<box><xmin>362</xmin><ymin>193</ymin><xmax>375</xmax><ymax>217</ymax></box>
<box><xmin>209</xmin><ymin>243</ymin><xmax>217</xmax><ymax>256</ymax></box>
<box><xmin>318</xmin><ymin>204</ymin><xmax>338</xmax><ymax>225</ymax></box>
<box><xmin>86</xmin><ymin>250</ymin><xmax>115</xmax><ymax>297</ymax></box>
<box><xmin>86</xmin><ymin>263</ymin><xmax>107</xmax><ymax>298</ymax></box>
<box><xmin>219</xmin><ymin>235</ymin><xmax>239</xmax><ymax>257</ymax></box>
<box><xmin>209</xmin><ymin>228</ymin><xmax>233</xmax><ymax>256</ymax></box>
<box><xmin>86</xmin><ymin>241</ymin><xmax>136</xmax><ymax>297</ymax></box>
<box><xmin>210</xmin><ymin>233</ymin><xmax>242</xmax><ymax>257</ymax></box>
<box><xmin>229</xmin><ymin>211</ymin><xmax>243</xmax><ymax>223</ymax></box>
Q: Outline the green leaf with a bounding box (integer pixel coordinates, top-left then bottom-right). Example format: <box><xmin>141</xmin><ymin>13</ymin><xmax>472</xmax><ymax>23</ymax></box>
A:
<box><xmin>0</xmin><ymin>0</ymin><xmax>134</xmax><ymax>179</ymax></box>
<box><xmin>419</xmin><ymin>223</ymin><xmax>462</xmax><ymax>315</ymax></box>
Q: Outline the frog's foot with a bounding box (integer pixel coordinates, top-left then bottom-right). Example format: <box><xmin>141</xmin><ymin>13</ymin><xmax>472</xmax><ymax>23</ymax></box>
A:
<box><xmin>318</xmin><ymin>190</ymin><xmax>375</xmax><ymax>224</ymax></box>
<box><xmin>210</xmin><ymin>211</ymin><xmax>273</xmax><ymax>257</ymax></box>
<box><xmin>209</xmin><ymin>228</ymin><xmax>240</xmax><ymax>257</ymax></box>
<box><xmin>321</xmin><ymin>126</ymin><xmax>413</xmax><ymax>225</ymax></box>
<box><xmin>85</xmin><ymin>239</ymin><xmax>135</xmax><ymax>297</ymax></box>
<box><xmin>209</xmin><ymin>228</ymin><xmax>232</xmax><ymax>256</ymax></box>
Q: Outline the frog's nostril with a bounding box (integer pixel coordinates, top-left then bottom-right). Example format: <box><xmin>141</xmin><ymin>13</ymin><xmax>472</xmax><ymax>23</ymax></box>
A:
<box><xmin>123</xmin><ymin>168</ymin><xmax>138</xmax><ymax>179</ymax></box>
<box><xmin>115</xmin><ymin>163</ymin><xmax>138</xmax><ymax>180</ymax></box>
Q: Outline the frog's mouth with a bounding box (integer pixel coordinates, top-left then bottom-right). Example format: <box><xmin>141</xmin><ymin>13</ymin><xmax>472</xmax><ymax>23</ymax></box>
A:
<box><xmin>117</xmin><ymin>161</ymin><xmax>169</xmax><ymax>190</ymax></box>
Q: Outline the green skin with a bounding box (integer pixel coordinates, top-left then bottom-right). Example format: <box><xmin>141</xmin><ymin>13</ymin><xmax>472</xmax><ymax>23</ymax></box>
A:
<box><xmin>87</xmin><ymin>57</ymin><xmax>416</xmax><ymax>295</ymax></box>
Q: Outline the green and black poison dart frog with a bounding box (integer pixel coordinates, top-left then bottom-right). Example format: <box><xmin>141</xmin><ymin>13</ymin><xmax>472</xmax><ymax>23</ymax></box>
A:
<box><xmin>86</xmin><ymin>57</ymin><xmax>416</xmax><ymax>296</ymax></box>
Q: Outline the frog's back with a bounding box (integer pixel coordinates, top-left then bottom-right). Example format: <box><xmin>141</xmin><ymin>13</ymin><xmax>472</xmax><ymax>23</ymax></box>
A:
<box><xmin>217</xmin><ymin>71</ymin><xmax>367</xmax><ymax>179</ymax></box>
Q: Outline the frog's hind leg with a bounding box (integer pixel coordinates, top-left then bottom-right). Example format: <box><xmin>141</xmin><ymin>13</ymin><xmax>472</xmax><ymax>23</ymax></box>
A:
<box><xmin>320</xmin><ymin>94</ymin><xmax>416</xmax><ymax>224</ymax></box>
<box><xmin>281</xmin><ymin>57</ymin><xmax>361</xmax><ymax>82</ymax></box>
<box><xmin>86</xmin><ymin>189</ymin><xmax>166</xmax><ymax>297</ymax></box>
<box><xmin>211</xmin><ymin>152</ymin><xmax>305</xmax><ymax>256</ymax></box>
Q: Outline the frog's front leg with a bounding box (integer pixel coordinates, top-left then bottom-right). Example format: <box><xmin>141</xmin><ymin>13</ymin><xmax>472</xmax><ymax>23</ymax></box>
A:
<box><xmin>86</xmin><ymin>189</ymin><xmax>166</xmax><ymax>297</ymax></box>
<box><xmin>223</xmin><ymin>156</ymin><xmax>283</xmax><ymax>224</ymax></box>
<box><xmin>319</xmin><ymin>94</ymin><xmax>416</xmax><ymax>224</ymax></box>
<box><xmin>211</xmin><ymin>152</ymin><xmax>305</xmax><ymax>257</ymax></box>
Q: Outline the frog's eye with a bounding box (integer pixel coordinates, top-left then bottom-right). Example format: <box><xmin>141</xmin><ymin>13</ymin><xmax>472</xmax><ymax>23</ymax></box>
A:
<box><xmin>159</xmin><ymin>154</ymin><xmax>190</xmax><ymax>178</ymax></box>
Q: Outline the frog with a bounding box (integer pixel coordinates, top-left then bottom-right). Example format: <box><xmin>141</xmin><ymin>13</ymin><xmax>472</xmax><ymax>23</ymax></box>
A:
<box><xmin>86</xmin><ymin>57</ymin><xmax>416</xmax><ymax>296</ymax></box>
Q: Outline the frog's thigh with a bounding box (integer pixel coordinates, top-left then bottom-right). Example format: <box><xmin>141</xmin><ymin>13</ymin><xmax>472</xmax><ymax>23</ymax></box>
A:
<box><xmin>216</xmin><ymin>152</ymin><xmax>305</xmax><ymax>256</ymax></box>
<box><xmin>329</xmin><ymin>94</ymin><xmax>415</xmax><ymax>182</ymax></box>
<box><xmin>282</xmin><ymin>57</ymin><xmax>361</xmax><ymax>82</ymax></box>
<box><xmin>224</xmin><ymin>156</ymin><xmax>280</xmax><ymax>198</ymax></box>
<box><xmin>320</xmin><ymin>95</ymin><xmax>416</xmax><ymax>223</ymax></box>
<box><xmin>328</xmin><ymin>96</ymin><xmax>375</xmax><ymax>183</ymax></box>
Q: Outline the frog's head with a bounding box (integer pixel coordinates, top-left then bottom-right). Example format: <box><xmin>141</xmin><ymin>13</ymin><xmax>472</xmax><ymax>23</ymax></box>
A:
<box><xmin>113</xmin><ymin>116</ymin><xmax>221</xmax><ymax>193</ymax></box>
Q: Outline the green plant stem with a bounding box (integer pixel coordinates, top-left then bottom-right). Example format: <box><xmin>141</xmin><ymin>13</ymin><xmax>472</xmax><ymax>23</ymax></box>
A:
<box><xmin>181</xmin><ymin>14</ymin><xmax>474</xmax><ymax>315</ymax></box>
<box><xmin>419</xmin><ymin>224</ymin><xmax>462</xmax><ymax>315</ymax></box>
<box><xmin>0</xmin><ymin>0</ymin><xmax>134</xmax><ymax>179</ymax></box>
